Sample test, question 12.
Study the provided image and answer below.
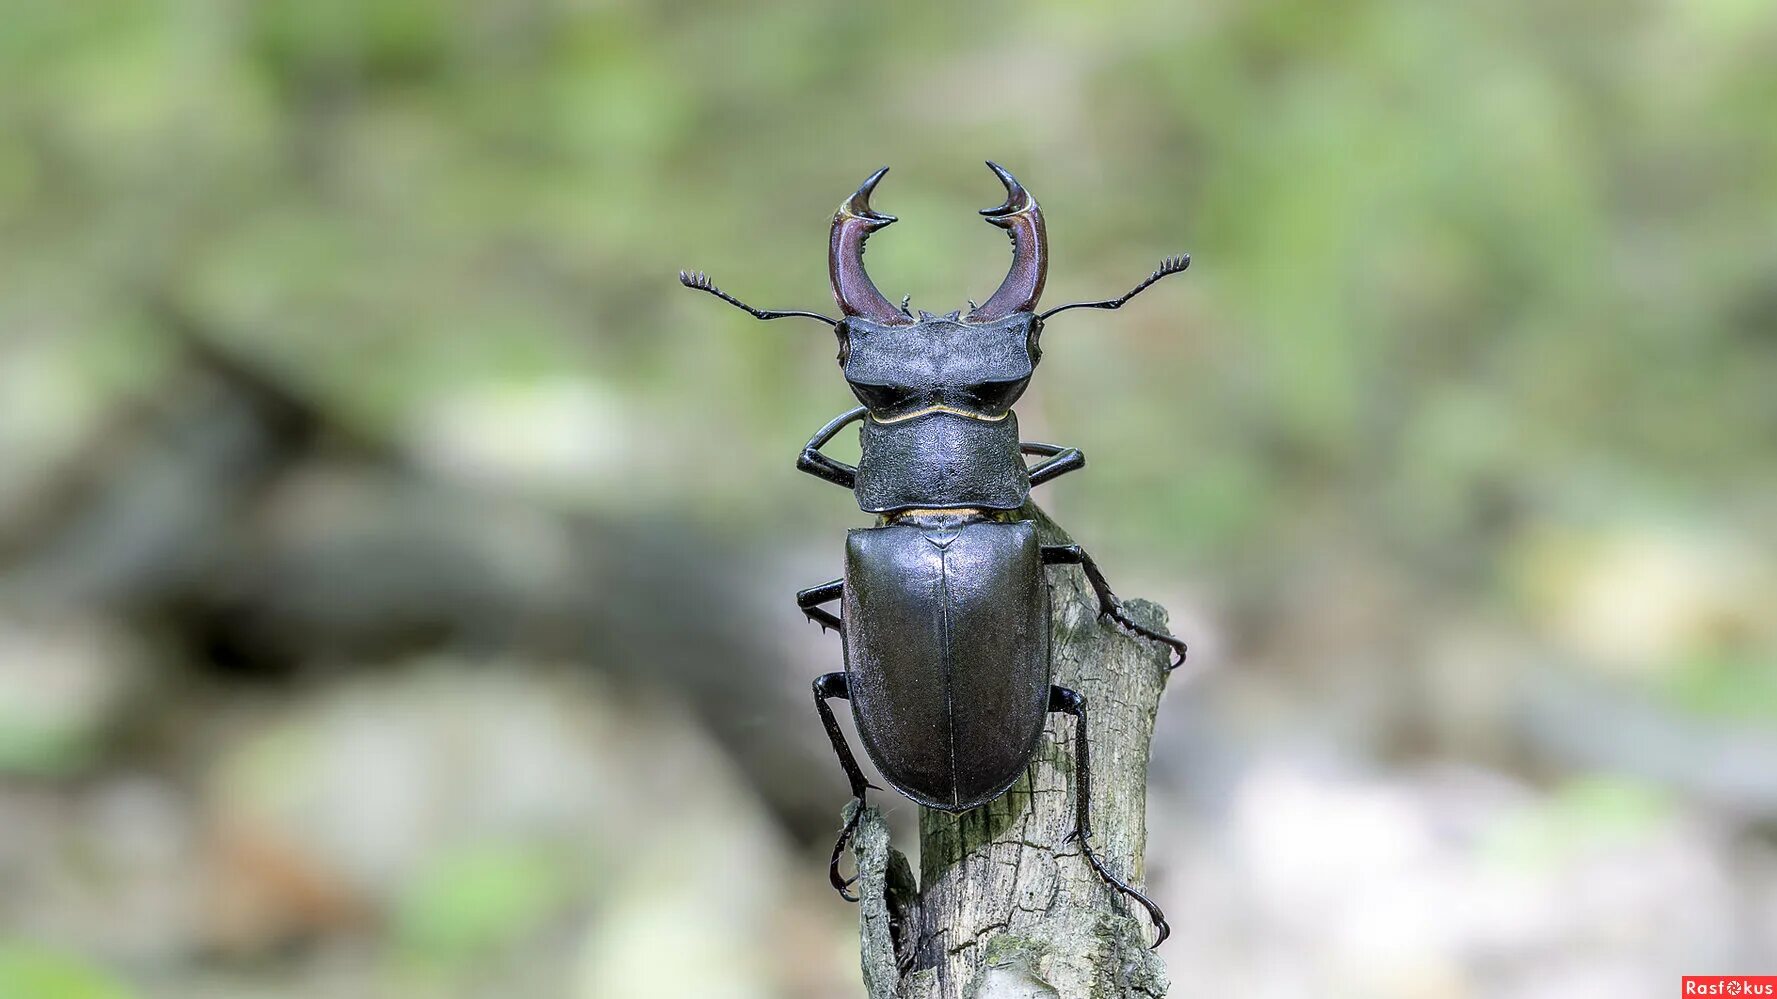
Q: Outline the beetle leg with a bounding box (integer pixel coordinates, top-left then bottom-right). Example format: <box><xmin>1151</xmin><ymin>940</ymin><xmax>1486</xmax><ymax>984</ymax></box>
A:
<box><xmin>796</xmin><ymin>579</ymin><xmax>844</xmax><ymax>633</ymax></box>
<box><xmin>1049</xmin><ymin>685</ymin><xmax>1171</xmax><ymax>949</ymax></box>
<box><xmin>797</xmin><ymin>406</ymin><xmax>866</xmax><ymax>489</ymax></box>
<box><xmin>1041</xmin><ymin>545</ymin><xmax>1188</xmax><ymax>670</ymax></box>
<box><xmin>1022</xmin><ymin>441</ymin><xmax>1086</xmax><ymax>487</ymax></box>
<box><xmin>814</xmin><ymin>671</ymin><xmax>874</xmax><ymax>901</ymax></box>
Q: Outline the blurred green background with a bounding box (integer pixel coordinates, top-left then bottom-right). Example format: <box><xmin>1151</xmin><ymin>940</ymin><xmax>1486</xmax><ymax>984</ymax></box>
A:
<box><xmin>1</xmin><ymin>1</ymin><xmax>1774</xmax><ymax>997</ymax></box>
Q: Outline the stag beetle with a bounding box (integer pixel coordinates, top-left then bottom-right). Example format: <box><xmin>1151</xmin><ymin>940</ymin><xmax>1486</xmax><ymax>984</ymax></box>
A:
<box><xmin>681</xmin><ymin>163</ymin><xmax>1189</xmax><ymax>947</ymax></box>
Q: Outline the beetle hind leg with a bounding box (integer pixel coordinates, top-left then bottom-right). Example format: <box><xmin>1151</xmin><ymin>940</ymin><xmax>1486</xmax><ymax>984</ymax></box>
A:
<box><xmin>1050</xmin><ymin>685</ymin><xmax>1172</xmax><ymax>949</ymax></box>
<box><xmin>814</xmin><ymin>671</ymin><xmax>874</xmax><ymax>900</ymax></box>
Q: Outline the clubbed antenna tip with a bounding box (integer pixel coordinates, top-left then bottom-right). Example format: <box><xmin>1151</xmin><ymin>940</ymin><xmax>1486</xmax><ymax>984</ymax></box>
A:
<box><xmin>1036</xmin><ymin>252</ymin><xmax>1192</xmax><ymax>322</ymax></box>
<box><xmin>679</xmin><ymin>269</ymin><xmax>838</xmax><ymax>327</ymax></box>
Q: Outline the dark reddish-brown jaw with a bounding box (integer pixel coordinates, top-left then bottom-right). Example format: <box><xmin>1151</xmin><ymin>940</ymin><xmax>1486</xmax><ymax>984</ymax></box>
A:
<box><xmin>829</xmin><ymin>167</ymin><xmax>912</xmax><ymax>326</ymax></box>
<box><xmin>966</xmin><ymin>161</ymin><xmax>1048</xmax><ymax>323</ymax></box>
<box><xmin>828</xmin><ymin>163</ymin><xmax>1049</xmax><ymax>327</ymax></box>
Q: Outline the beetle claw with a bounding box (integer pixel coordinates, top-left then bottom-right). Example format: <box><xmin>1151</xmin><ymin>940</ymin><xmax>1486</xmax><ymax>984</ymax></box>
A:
<box><xmin>1077</xmin><ymin>828</ymin><xmax>1172</xmax><ymax>949</ymax></box>
<box><xmin>828</xmin><ymin>796</ymin><xmax>868</xmax><ymax>902</ymax></box>
<box><xmin>1101</xmin><ymin>602</ymin><xmax>1189</xmax><ymax>672</ymax></box>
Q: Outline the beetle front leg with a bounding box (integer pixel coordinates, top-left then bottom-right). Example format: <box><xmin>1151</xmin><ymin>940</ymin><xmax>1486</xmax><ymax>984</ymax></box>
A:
<box><xmin>1050</xmin><ymin>685</ymin><xmax>1171</xmax><ymax>949</ymax></box>
<box><xmin>1042</xmin><ymin>544</ymin><xmax>1188</xmax><ymax>669</ymax></box>
<box><xmin>1022</xmin><ymin>441</ymin><xmax>1086</xmax><ymax>487</ymax></box>
<box><xmin>814</xmin><ymin>671</ymin><xmax>875</xmax><ymax>901</ymax></box>
<box><xmin>797</xmin><ymin>406</ymin><xmax>866</xmax><ymax>489</ymax></box>
<box><xmin>796</xmin><ymin>579</ymin><xmax>844</xmax><ymax>633</ymax></box>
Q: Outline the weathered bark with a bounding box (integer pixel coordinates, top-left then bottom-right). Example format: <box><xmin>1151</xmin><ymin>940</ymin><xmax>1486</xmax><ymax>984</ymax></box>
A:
<box><xmin>854</xmin><ymin>504</ymin><xmax>1173</xmax><ymax>998</ymax></box>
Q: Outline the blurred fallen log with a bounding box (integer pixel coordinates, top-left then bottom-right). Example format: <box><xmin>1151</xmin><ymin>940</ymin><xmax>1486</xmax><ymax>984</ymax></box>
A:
<box><xmin>0</xmin><ymin>307</ymin><xmax>854</xmax><ymax>839</ymax></box>
<box><xmin>0</xmin><ymin>311</ymin><xmax>348</xmax><ymax>605</ymax></box>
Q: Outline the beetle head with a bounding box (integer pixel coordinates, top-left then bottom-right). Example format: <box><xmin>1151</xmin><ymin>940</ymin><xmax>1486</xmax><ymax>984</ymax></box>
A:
<box><xmin>829</xmin><ymin>163</ymin><xmax>1049</xmax><ymax>419</ymax></box>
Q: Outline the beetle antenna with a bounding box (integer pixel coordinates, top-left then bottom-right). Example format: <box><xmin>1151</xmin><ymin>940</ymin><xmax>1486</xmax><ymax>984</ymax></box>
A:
<box><xmin>1036</xmin><ymin>254</ymin><xmax>1190</xmax><ymax>321</ymax></box>
<box><xmin>680</xmin><ymin>270</ymin><xmax>838</xmax><ymax>327</ymax></box>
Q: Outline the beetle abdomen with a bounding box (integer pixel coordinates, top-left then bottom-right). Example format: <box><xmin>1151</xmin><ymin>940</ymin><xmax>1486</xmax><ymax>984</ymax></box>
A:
<box><xmin>841</xmin><ymin>519</ymin><xmax>1051</xmax><ymax>812</ymax></box>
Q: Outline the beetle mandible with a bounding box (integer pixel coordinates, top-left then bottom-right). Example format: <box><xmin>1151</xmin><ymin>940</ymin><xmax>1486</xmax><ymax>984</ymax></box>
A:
<box><xmin>681</xmin><ymin>163</ymin><xmax>1189</xmax><ymax>947</ymax></box>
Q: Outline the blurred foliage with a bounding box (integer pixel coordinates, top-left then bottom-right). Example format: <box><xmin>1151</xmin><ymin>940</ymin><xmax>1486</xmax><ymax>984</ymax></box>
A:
<box><xmin>0</xmin><ymin>719</ymin><xmax>86</xmax><ymax>776</ymax></box>
<box><xmin>1482</xmin><ymin>775</ymin><xmax>1675</xmax><ymax>870</ymax></box>
<box><xmin>3</xmin><ymin>0</ymin><xmax>1772</xmax><ymax>556</ymax></box>
<box><xmin>0</xmin><ymin>943</ymin><xmax>136</xmax><ymax>999</ymax></box>
<box><xmin>393</xmin><ymin>840</ymin><xmax>576</xmax><ymax>971</ymax></box>
<box><xmin>1664</xmin><ymin>652</ymin><xmax>1777</xmax><ymax>723</ymax></box>
<box><xmin>2</xmin><ymin>0</ymin><xmax>1775</xmax><ymax>995</ymax></box>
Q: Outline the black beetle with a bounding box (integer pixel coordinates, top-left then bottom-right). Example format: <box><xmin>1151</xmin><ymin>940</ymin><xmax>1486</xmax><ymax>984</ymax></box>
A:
<box><xmin>681</xmin><ymin>163</ymin><xmax>1189</xmax><ymax>947</ymax></box>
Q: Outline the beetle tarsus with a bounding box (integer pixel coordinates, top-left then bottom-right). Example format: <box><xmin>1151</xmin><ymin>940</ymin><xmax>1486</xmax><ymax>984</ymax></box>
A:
<box><xmin>1077</xmin><ymin>829</ymin><xmax>1173</xmax><ymax>949</ymax></box>
<box><xmin>1051</xmin><ymin>685</ymin><xmax>1172</xmax><ymax>949</ymax></box>
<box><xmin>830</xmin><ymin>800</ymin><xmax>866</xmax><ymax>900</ymax></box>
<box><xmin>1043</xmin><ymin>544</ymin><xmax>1189</xmax><ymax>670</ymax></box>
<box><xmin>815</xmin><ymin>672</ymin><xmax>873</xmax><ymax>902</ymax></box>
<box><xmin>1103</xmin><ymin>599</ymin><xmax>1189</xmax><ymax>671</ymax></box>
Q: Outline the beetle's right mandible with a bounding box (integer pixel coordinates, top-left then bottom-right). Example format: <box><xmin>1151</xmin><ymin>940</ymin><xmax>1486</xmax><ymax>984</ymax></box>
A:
<box><xmin>829</xmin><ymin>168</ymin><xmax>913</xmax><ymax>326</ymax></box>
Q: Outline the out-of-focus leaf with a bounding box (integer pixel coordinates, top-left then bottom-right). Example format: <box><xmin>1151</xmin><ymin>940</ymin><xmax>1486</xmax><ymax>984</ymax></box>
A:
<box><xmin>0</xmin><ymin>943</ymin><xmax>136</xmax><ymax>999</ymax></box>
<box><xmin>1663</xmin><ymin>652</ymin><xmax>1777</xmax><ymax>723</ymax></box>
<box><xmin>1482</xmin><ymin>776</ymin><xmax>1674</xmax><ymax>869</ymax></box>
<box><xmin>392</xmin><ymin>841</ymin><xmax>573</xmax><ymax>968</ymax></box>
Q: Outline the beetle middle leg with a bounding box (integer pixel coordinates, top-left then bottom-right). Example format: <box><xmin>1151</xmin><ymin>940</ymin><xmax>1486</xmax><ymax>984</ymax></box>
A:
<box><xmin>1050</xmin><ymin>684</ymin><xmax>1172</xmax><ymax>949</ymax></box>
<box><xmin>797</xmin><ymin>579</ymin><xmax>844</xmax><ymax>633</ymax></box>
<box><xmin>814</xmin><ymin>671</ymin><xmax>874</xmax><ymax>900</ymax></box>
<box><xmin>1042</xmin><ymin>544</ymin><xmax>1188</xmax><ymax>669</ymax></box>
